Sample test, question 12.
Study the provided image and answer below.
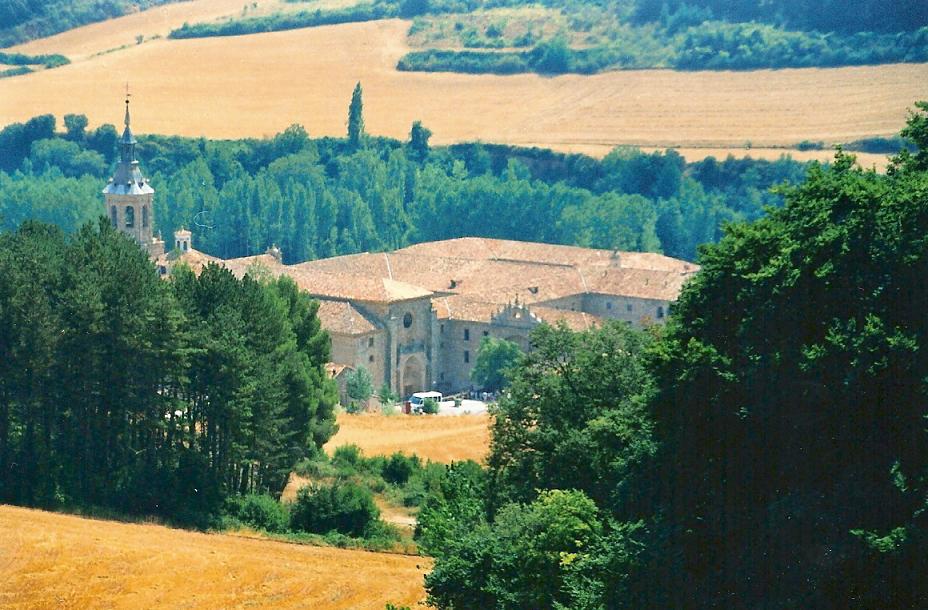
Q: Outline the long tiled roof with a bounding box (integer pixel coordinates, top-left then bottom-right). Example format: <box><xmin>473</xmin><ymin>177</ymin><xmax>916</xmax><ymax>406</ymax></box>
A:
<box><xmin>316</xmin><ymin>300</ymin><xmax>378</xmax><ymax>336</ymax></box>
<box><xmin>208</xmin><ymin>238</ymin><xmax>696</xmax><ymax>324</ymax></box>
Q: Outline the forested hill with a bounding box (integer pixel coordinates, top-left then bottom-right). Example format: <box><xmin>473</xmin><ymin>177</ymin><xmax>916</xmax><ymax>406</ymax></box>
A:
<box><xmin>0</xmin><ymin>0</ymin><xmax>180</xmax><ymax>48</ymax></box>
<box><xmin>0</xmin><ymin>112</ymin><xmax>817</xmax><ymax>263</ymax></box>
<box><xmin>631</xmin><ymin>0</ymin><xmax>928</xmax><ymax>33</ymax></box>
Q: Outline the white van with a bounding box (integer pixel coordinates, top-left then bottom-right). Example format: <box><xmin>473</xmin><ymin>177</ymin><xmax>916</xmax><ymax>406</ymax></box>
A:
<box><xmin>408</xmin><ymin>391</ymin><xmax>443</xmax><ymax>414</ymax></box>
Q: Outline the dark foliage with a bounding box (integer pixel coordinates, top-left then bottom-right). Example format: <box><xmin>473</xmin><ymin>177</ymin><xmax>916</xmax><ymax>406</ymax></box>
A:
<box><xmin>0</xmin><ymin>221</ymin><xmax>338</xmax><ymax>523</ymax></box>
<box><xmin>290</xmin><ymin>480</ymin><xmax>380</xmax><ymax>537</ymax></box>
<box><xmin>0</xmin><ymin>112</ymin><xmax>820</xmax><ymax>265</ymax></box>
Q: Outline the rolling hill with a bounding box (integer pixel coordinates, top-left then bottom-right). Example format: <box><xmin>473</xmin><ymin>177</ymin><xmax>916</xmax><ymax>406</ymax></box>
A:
<box><xmin>0</xmin><ymin>504</ymin><xmax>429</xmax><ymax>609</ymax></box>
<box><xmin>0</xmin><ymin>0</ymin><xmax>924</xmax><ymax>164</ymax></box>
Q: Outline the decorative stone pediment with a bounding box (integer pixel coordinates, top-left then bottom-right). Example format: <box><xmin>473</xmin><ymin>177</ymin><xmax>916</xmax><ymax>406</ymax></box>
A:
<box><xmin>490</xmin><ymin>297</ymin><xmax>540</xmax><ymax>330</ymax></box>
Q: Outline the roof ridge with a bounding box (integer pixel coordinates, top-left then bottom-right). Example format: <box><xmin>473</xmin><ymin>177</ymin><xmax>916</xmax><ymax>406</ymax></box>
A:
<box><xmin>382</xmin><ymin>252</ymin><xmax>394</xmax><ymax>279</ymax></box>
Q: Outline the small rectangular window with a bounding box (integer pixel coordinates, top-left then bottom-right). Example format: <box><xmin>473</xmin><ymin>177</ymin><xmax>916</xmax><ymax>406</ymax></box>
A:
<box><xmin>368</xmin><ymin>337</ymin><xmax>374</xmax><ymax>348</ymax></box>
<box><xmin>464</xmin><ymin>328</ymin><xmax>470</xmax><ymax>341</ymax></box>
<box><xmin>606</xmin><ymin>302</ymin><xmax>613</xmax><ymax>310</ymax></box>
<box><xmin>483</xmin><ymin>330</ymin><xmax>489</xmax><ymax>337</ymax></box>
<box><xmin>369</xmin><ymin>355</ymin><xmax>375</xmax><ymax>363</ymax></box>
<box><xmin>627</xmin><ymin>304</ymin><xmax>633</xmax><ymax>312</ymax></box>
<box><xmin>464</xmin><ymin>350</ymin><xmax>470</xmax><ymax>363</ymax></box>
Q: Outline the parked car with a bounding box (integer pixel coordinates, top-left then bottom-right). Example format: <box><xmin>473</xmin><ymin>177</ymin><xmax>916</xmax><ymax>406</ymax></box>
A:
<box><xmin>407</xmin><ymin>391</ymin><xmax>443</xmax><ymax>414</ymax></box>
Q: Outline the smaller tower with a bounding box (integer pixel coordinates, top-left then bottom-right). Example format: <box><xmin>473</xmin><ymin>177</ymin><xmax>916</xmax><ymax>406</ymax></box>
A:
<box><xmin>174</xmin><ymin>228</ymin><xmax>191</xmax><ymax>253</ymax></box>
<box><xmin>103</xmin><ymin>96</ymin><xmax>164</xmax><ymax>257</ymax></box>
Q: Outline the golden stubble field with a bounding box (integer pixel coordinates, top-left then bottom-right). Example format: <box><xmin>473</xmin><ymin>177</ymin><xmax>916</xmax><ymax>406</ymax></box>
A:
<box><xmin>325</xmin><ymin>413</ymin><xmax>492</xmax><ymax>463</ymax></box>
<box><xmin>0</xmin><ymin>504</ymin><xmax>429</xmax><ymax>610</ymax></box>
<box><xmin>2</xmin><ymin>1</ymin><xmax>926</xmax><ymax>164</ymax></box>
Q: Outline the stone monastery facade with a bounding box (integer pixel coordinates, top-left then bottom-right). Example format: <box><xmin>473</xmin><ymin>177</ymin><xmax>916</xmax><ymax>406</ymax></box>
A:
<box><xmin>106</xmin><ymin>102</ymin><xmax>699</xmax><ymax>399</ymax></box>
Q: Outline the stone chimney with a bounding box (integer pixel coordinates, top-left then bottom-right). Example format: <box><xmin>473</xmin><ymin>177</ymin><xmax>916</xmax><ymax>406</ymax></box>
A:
<box><xmin>266</xmin><ymin>244</ymin><xmax>283</xmax><ymax>263</ymax></box>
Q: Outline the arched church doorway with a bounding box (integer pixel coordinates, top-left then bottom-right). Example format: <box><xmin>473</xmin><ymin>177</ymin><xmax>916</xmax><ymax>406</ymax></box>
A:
<box><xmin>401</xmin><ymin>355</ymin><xmax>425</xmax><ymax>400</ymax></box>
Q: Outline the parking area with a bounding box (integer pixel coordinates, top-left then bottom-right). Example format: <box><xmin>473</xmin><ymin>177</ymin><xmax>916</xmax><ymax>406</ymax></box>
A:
<box><xmin>436</xmin><ymin>399</ymin><xmax>489</xmax><ymax>416</ymax></box>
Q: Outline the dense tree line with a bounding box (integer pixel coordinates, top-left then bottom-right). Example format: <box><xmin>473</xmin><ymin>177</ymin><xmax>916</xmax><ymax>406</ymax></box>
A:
<box><xmin>398</xmin><ymin>19</ymin><xmax>928</xmax><ymax>74</ymax></box>
<box><xmin>0</xmin><ymin>112</ymin><xmax>810</xmax><ymax>263</ymax></box>
<box><xmin>632</xmin><ymin>0</ymin><xmax>928</xmax><ymax>34</ymax></box>
<box><xmin>417</xmin><ymin>103</ymin><xmax>928</xmax><ymax>608</ymax></box>
<box><xmin>0</xmin><ymin>220</ymin><xmax>337</xmax><ymax>523</ymax></box>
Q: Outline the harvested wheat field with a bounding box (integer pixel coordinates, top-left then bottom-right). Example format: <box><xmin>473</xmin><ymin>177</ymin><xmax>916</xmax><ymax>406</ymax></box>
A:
<box><xmin>325</xmin><ymin>413</ymin><xmax>491</xmax><ymax>463</ymax></box>
<box><xmin>2</xmin><ymin>6</ymin><xmax>925</xmax><ymax>164</ymax></box>
<box><xmin>0</xmin><ymin>504</ymin><xmax>429</xmax><ymax>610</ymax></box>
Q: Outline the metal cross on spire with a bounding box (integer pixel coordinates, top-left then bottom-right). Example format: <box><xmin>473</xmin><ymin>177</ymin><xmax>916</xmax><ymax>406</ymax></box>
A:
<box><xmin>124</xmin><ymin>82</ymin><xmax>132</xmax><ymax>127</ymax></box>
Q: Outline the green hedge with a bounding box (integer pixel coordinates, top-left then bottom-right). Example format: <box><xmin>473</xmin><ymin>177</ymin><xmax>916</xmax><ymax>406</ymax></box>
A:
<box><xmin>169</xmin><ymin>3</ymin><xmax>397</xmax><ymax>39</ymax></box>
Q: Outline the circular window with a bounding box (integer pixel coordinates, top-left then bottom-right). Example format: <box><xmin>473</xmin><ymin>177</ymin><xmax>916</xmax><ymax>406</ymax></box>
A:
<box><xmin>403</xmin><ymin>312</ymin><xmax>413</xmax><ymax>328</ymax></box>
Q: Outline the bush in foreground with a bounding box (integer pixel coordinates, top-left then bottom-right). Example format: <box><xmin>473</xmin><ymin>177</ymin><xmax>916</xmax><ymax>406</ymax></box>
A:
<box><xmin>223</xmin><ymin>493</ymin><xmax>290</xmax><ymax>533</ymax></box>
<box><xmin>290</xmin><ymin>480</ymin><xmax>380</xmax><ymax>537</ymax></box>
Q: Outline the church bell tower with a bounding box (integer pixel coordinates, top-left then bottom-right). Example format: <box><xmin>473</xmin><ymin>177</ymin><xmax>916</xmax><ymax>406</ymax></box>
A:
<box><xmin>103</xmin><ymin>97</ymin><xmax>164</xmax><ymax>258</ymax></box>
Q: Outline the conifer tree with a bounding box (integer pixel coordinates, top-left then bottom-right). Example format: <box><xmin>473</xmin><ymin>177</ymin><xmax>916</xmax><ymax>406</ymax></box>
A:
<box><xmin>347</xmin><ymin>82</ymin><xmax>364</xmax><ymax>150</ymax></box>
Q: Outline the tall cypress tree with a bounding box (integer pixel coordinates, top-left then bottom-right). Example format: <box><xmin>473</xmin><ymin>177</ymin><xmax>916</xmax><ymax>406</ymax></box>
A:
<box><xmin>347</xmin><ymin>82</ymin><xmax>364</xmax><ymax>151</ymax></box>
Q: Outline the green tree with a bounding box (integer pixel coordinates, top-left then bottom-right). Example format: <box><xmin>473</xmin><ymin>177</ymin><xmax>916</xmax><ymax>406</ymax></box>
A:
<box><xmin>425</xmin><ymin>489</ymin><xmax>604</xmax><ymax>610</ymax></box>
<box><xmin>470</xmin><ymin>336</ymin><xmax>521</xmax><ymax>392</ymax></box>
<box><xmin>290</xmin><ymin>480</ymin><xmax>380</xmax><ymax>537</ymax></box>
<box><xmin>408</xmin><ymin>120</ymin><xmax>432</xmax><ymax>163</ymax></box>
<box><xmin>488</xmin><ymin>322</ymin><xmax>657</xmax><ymax>512</ymax></box>
<box><xmin>647</xmin><ymin>103</ymin><xmax>928</xmax><ymax>607</ymax></box>
<box><xmin>63</xmin><ymin>113</ymin><xmax>88</xmax><ymax>142</ymax></box>
<box><xmin>378</xmin><ymin>382</ymin><xmax>398</xmax><ymax>413</ymax></box>
<box><xmin>347</xmin><ymin>82</ymin><xmax>365</xmax><ymax>150</ymax></box>
<box><xmin>346</xmin><ymin>366</ymin><xmax>373</xmax><ymax>410</ymax></box>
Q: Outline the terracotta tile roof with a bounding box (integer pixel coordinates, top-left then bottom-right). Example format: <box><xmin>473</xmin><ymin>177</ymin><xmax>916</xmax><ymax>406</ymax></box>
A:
<box><xmin>325</xmin><ymin>362</ymin><xmax>353</xmax><ymax>379</ymax></box>
<box><xmin>218</xmin><ymin>238</ymin><xmax>696</xmax><ymax>308</ymax></box>
<box><xmin>433</xmin><ymin>294</ymin><xmax>602</xmax><ymax>331</ymax></box>
<box><xmin>294</xmin><ymin>252</ymin><xmax>390</xmax><ymax>278</ymax></box>
<box><xmin>433</xmin><ymin>295</ymin><xmax>501</xmax><ymax>322</ymax></box>
<box><xmin>395</xmin><ymin>237</ymin><xmax>695</xmax><ymax>271</ymax></box>
<box><xmin>155</xmin><ymin>248</ymin><xmax>219</xmax><ymax>275</ymax></box>
<box><xmin>532</xmin><ymin>306</ymin><xmax>602</xmax><ymax>331</ymax></box>
<box><xmin>288</xmin><ymin>268</ymin><xmax>432</xmax><ymax>303</ymax></box>
<box><xmin>222</xmin><ymin>253</ymin><xmax>285</xmax><ymax>275</ymax></box>
<box><xmin>587</xmin><ymin>267</ymin><xmax>696</xmax><ymax>302</ymax></box>
<box><xmin>316</xmin><ymin>300</ymin><xmax>378</xmax><ymax>336</ymax></box>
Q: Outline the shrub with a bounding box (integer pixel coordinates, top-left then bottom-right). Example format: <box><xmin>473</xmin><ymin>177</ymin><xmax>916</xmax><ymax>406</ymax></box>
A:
<box><xmin>422</xmin><ymin>397</ymin><xmax>440</xmax><ymax>414</ymax></box>
<box><xmin>223</xmin><ymin>493</ymin><xmax>290</xmax><ymax>533</ymax></box>
<box><xmin>332</xmin><ymin>444</ymin><xmax>363</xmax><ymax>469</ymax></box>
<box><xmin>290</xmin><ymin>481</ymin><xmax>380</xmax><ymax>537</ymax></box>
<box><xmin>382</xmin><ymin>452</ymin><xmax>421</xmax><ymax>485</ymax></box>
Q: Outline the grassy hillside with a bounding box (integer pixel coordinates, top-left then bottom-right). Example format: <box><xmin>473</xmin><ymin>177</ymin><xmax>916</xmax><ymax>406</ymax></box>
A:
<box><xmin>0</xmin><ymin>16</ymin><xmax>920</xmax><ymax>166</ymax></box>
<box><xmin>325</xmin><ymin>413</ymin><xmax>491</xmax><ymax>463</ymax></box>
<box><xmin>0</xmin><ymin>0</ymin><xmax>183</xmax><ymax>48</ymax></box>
<box><xmin>0</xmin><ymin>505</ymin><xmax>428</xmax><ymax>609</ymax></box>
